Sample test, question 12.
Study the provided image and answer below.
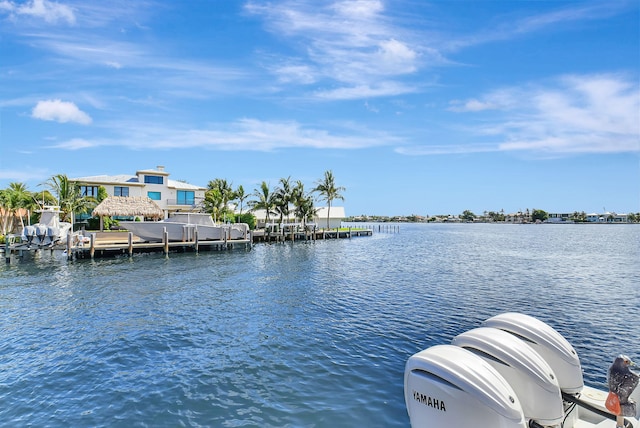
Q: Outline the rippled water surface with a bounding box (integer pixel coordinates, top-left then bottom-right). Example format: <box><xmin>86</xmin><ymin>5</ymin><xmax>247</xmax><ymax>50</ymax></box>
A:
<box><xmin>1</xmin><ymin>224</ymin><xmax>639</xmax><ymax>427</ymax></box>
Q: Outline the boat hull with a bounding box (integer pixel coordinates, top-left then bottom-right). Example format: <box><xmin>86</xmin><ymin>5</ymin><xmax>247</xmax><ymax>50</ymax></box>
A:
<box><xmin>120</xmin><ymin>222</ymin><xmax>248</xmax><ymax>242</ymax></box>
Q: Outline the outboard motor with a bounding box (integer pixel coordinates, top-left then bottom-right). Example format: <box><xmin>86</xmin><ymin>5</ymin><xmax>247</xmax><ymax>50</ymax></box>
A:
<box><xmin>22</xmin><ymin>225</ymin><xmax>36</xmax><ymax>245</ymax></box>
<box><xmin>452</xmin><ymin>327</ymin><xmax>564</xmax><ymax>426</ymax></box>
<box><xmin>36</xmin><ymin>225</ymin><xmax>48</xmax><ymax>245</ymax></box>
<box><xmin>482</xmin><ymin>313</ymin><xmax>584</xmax><ymax>394</ymax></box>
<box><xmin>48</xmin><ymin>226</ymin><xmax>61</xmax><ymax>245</ymax></box>
<box><xmin>405</xmin><ymin>344</ymin><xmax>527</xmax><ymax>428</ymax></box>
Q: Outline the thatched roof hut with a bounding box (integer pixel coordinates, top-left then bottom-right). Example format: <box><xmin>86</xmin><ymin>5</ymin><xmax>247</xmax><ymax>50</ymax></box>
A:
<box><xmin>92</xmin><ymin>196</ymin><xmax>164</xmax><ymax>227</ymax></box>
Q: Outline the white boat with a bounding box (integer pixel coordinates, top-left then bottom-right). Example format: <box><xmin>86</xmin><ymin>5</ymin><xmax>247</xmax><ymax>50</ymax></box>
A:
<box><xmin>21</xmin><ymin>206</ymin><xmax>72</xmax><ymax>248</ymax></box>
<box><xmin>119</xmin><ymin>212</ymin><xmax>249</xmax><ymax>242</ymax></box>
<box><xmin>405</xmin><ymin>312</ymin><xmax>639</xmax><ymax>428</ymax></box>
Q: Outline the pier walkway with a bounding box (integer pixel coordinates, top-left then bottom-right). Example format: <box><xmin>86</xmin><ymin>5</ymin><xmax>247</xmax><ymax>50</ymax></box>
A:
<box><xmin>4</xmin><ymin>226</ymin><xmax>376</xmax><ymax>262</ymax></box>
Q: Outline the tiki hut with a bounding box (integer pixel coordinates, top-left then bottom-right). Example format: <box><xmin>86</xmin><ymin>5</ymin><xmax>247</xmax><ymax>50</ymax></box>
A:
<box><xmin>92</xmin><ymin>196</ymin><xmax>164</xmax><ymax>231</ymax></box>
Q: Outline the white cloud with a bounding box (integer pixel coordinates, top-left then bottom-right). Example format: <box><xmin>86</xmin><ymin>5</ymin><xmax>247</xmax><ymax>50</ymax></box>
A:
<box><xmin>26</xmin><ymin>34</ymin><xmax>247</xmax><ymax>98</ymax></box>
<box><xmin>448</xmin><ymin>99</ymin><xmax>497</xmax><ymax>112</ymax></box>
<box><xmin>161</xmin><ymin>118</ymin><xmax>398</xmax><ymax>151</ymax></box>
<box><xmin>1</xmin><ymin>0</ymin><xmax>75</xmax><ymax>24</ymax></box>
<box><xmin>445</xmin><ymin>2</ymin><xmax>632</xmax><ymax>52</ymax></box>
<box><xmin>32</xmin><ymin>99</ymin><xmax>92</xmax><ymax>124</ymax></box>
<box><xmin>446</xmin><ymin>73</ymin><xmax>640</xmax><ymax>155</ymax></box>
<box><xmin>395</xmin><ymin>144</ymin><xmax>497</xmax><ymax>156</ymax></box>
<box><xmin>271</xmin><ymin>63</ymin><xmax>317</xmax><ymax>84</ymax></box>
<box><xmin>49</xmin><ymin>118</ymin><xmax>399</xmax><ymax>152</ymax></box>
<box><xmin>314</xmin><ymin>81</ymin><xmax>416</xmax><ymax>100</ymax></box>
<box><xmin>105</xmin><ymin>61</ymin><xmax>122</xmax><ymax>69</ymax></box>
<box><xmin>0</xmin><ymin>167</ymin><xmax>49</xmax><ymax>182</ymax></box>
<box><xmin>331</xmin><ymin>0</ymin><xmax>384</xmax><ymax>19</ymax></box>
<box><xmin>377</xmin><ymin>39</ymin><xmax>417</xmax><ymax>74</ymax></box>
<box><xmin>246</xmin><ymin>0</ymin><xmax>424</xmax><ymax>99</ymax></box>
<box><xmin>49</xmin><ymin>138</ymin><xmax>95</xmax><ymax>150</ymax></box>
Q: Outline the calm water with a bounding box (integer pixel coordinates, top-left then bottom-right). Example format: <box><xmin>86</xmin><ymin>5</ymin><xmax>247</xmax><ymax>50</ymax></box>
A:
<box><xmin>1</xmin><ymin>223</ymin><xmax>639</xmax><ymax>427</ymax></box>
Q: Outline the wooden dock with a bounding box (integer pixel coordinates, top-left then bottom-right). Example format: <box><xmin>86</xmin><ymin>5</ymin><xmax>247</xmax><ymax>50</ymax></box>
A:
<box><xmin>4</xmin><ymin>227</ymin><xmax>375</xmax><ymax>262</ymax></box>
<box><xmin>252</xmin><ymin>227</ymin><xmax>372</xmax><ymax>243</ymax></box>
<box><xmin>4</xmin><ymin>231</ymin><xmax>251</xmax><ymax>262</ymax></box>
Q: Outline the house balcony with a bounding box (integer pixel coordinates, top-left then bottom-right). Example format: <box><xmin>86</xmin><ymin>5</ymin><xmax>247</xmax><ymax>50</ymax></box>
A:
<box><xmin>164</xmin><ymin>197</ymin><xmax>205</xmax><ymax>211</ymax></box>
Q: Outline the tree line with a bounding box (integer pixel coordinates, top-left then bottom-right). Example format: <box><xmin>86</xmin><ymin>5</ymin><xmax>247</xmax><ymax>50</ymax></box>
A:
<box><xmin>202</xmin><ymin>170</ymin><xmax>344</xmax><ymax>229</ymax></box>
<box><xmin>0</xmin><ymin>170</ymin><xmax>345</xmax><ymax>238</ymax></box>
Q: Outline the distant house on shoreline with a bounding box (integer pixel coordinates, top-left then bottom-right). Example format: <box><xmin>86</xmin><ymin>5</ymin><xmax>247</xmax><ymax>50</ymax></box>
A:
<box><xmin>544</xmin><ymin>212</ymin><xmax>630</xmax><ymax>223</ymax></box>
<box><xmin>585</xmin><ymin>212</ymin><xmax>629</xmax><ymax>223</ymax></box>
<box><xmin>71</xmin><ymin>166</ymin><xmax>206</xmax><ymax>219</ymax></box>
<box><xmin>531</xmin><ymin>212</ymin><xmax>631</xmax><ymax>223</ymax></box>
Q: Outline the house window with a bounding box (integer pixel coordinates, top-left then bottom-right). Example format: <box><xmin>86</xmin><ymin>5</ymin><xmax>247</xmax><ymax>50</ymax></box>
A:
<box><xmin>114</xmin><ymin>186</ymin><xmax>129</xmax><ymax>197</ymax></box>
<box><xmin>144</xmin><ymin>175</ymin><xmax>164</xmax><ymax>184</ymax></box>
<box><xmin>80</xmin><ymin>186</ymin><xmax>99</xmax><ymax>197</ymax></box>
<box><xmin>148</xmin><ymin>191</ymin><xmax>161</xmax><ymax>201</ymax></box>
<box><xmin>177</xmin><ymin>190</ymin><xmax>195</xmax><ymax>205</ymax></box>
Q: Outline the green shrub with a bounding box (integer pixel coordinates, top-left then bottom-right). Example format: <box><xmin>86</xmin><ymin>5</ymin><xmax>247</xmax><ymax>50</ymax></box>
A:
<box><xmin>86</xmin><ymin>217</ymin><xmax>100</xmax><ymax>230</ymax></box>
<box><xmin>235</xmin><ymin>213</ymin><xmax>256</xmax><ymax>230</ymax></box>
<box><xmin>86</xmin><ymin>217</ymin><xmax>119</xmax><ymax>230</ymax></box>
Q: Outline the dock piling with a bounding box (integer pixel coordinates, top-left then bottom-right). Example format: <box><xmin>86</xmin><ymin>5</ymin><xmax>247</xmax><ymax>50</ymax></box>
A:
<box><xmin>163</xmin><ymin>228</ymin><xmax>169</xmax><ymax>254</ymax></box>
<box><xmin>66</xmin><ymin>231</ymin><xmax>72</xmax><ymax>260</ymax></box>
<box><xmin>90</xmin><ymin>233</ymin><xmax>96</xmax><ymax>258</ymax></box>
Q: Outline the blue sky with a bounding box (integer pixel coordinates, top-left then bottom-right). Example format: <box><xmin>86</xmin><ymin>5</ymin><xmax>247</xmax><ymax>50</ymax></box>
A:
<box><xmin>0</xmin><ymin>0</ymin><xmax>638</xmax><ymax>216</ymax></box>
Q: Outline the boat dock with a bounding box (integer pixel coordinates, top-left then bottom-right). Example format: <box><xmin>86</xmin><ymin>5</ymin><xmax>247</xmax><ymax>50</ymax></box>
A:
<box><xmin>4</xmin><ymin>231</ymin><xmax>252</xmax><ymax>262</ymax></box>
<box><xmin>252</xmin><ymin>227</ymin><xmax>372</xmax><ymax>243</ymax></box>
<box><xmin>4</xmin><ymin>227</ymin><xmax>375</xmax><ymax>262</ymax></box>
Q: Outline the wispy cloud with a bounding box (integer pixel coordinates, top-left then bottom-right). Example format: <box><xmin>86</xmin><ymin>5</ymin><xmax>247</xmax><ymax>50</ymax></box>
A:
<box><xmin>245</xmin><ymin>0</ymin><xmax>426</xmax><ymax>99</ymax></box>
<box><xmin>0</xmin><ymin>167</ymin><xmax>50</xmax><ymax>182</ymax></box>
<box><xmin>448</xmin><ymin>99</ymin><xmax>497</xmax><ymax>113</ymax></box>
<box><xmin>29</xmin><ymin>34</ymin><xmax>145</xmax><ymax>69</ymax></box>
<box><xmin>49</xmin><ymin>138</ymin><xmax>94</xmax><ymax>150</ymax></box>
<box><xmin>395</xmin><ymin>144</ymin><xmax>498</xmax><ymax>156</ymax></box>
<box><xmin>48</xmin><ymin>118</ymin><xmax>400</xmax><ymax>151</ymax></box>
<box><xmin>2</xmin><ymin>2</ymin><xmax>249</xmax><ymax>101</ymax></box>
<box><xmin>245</xmin><ymin>0</ymin><xmax>633</xmax><ymax>101</ymax></box>
<box><xmin>32</xmin><ymin>99</ymin><xmax>92</xmax><ymax>124</ymax></box>
<box><xmin>314</xmin><ymin>81</ymin><xmax>417</xmax><ymax>100</ymax></box>
<box><xmin>445</xmin><ymin>1</ymin><xmax>634</xmax><ymax>51</ymax></box>
<box><xmin>494</xmin><ymin>74</ymin><xmax>638</xmax><ymax>154</ymax></box>
<box><xmin>411</xmin><ymin>73</ymin><xmax>640</xmax><ymax>156</ymax></box>
<box><xmin>0</xmin><ymin>0</ymin><xmax>76</xmax><ymax>24</ymax></box>
<box><xmin>512</xmin><ymin>2</ymin><xmax>628</xmax><ymax>34</ymax></box>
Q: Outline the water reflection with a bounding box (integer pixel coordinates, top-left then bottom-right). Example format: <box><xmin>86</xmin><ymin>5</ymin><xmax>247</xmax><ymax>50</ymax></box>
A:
<box><xmin>0</xmin><ymin>224</ymin><xmax>638</xmax><ymax>426</ymax></box>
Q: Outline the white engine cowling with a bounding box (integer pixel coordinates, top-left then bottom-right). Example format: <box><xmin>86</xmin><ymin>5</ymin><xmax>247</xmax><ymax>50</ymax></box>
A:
<box><xmin>22</xmin><ymin>225</ymin><xmax>36</xmax><ymax>241</ymax></box>
<box><xmin>452</xmin><ymin>327</ymin><xmax>564</xmax><ymax>426</ymax></box>
<box><xmin>405</xmin><ymin>344</ymin><xmax>527</xmax><ymax>428</ymax></box>
<box><xmin>482</xmin><ymin>312</ymin><xmax>584</xmax><ymax>394</ymax></box>
<box><xmin>48</xmin><ymin>226</ymin><xmax>61</xmax><ymax>243</ymax></box>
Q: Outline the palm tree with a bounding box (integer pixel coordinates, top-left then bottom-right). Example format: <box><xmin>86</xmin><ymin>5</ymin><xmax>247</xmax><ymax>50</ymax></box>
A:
<box><xmin>274</xmin><ymin>176</ymin><xmax>293</xmax><ymax>223</ymax></box>
<box><xmin>31</xmin><ymin>189</ymin><xmax>57</xmax><ymax>208</ymax></box>
<box><xmin>0</xmin><ymin>188</ymin><xmax>13</xmax><ymax>235</ymax></box>
<box><xmin>235</xmin><ymin>185</ymin><xmax>248</xmax><ymax>216</ymax></box>
<box><xmin>3</xmin><ymin>182</ymin><xmax>34</xmax><ymax>231</ymax></box>
<box><xmin>45</xmin><ymin>174</ymin><xmax>95</xmax><ymax>224</ymax></box>
<box><xmin>203</xmin><ymin>187</ymin><xmax>223</xmax><ymax>222</ymax></box>
<box><xmin>292</xmin><ymin>181</ymin><xmax>316</xmax><ymax>228</ymax></box>
<box><xmin>208</xmin><ymin>178</ymin><xmax>234</xmax><ymax>222</ymax></box>
<box><xmin>312</xmin><ymin>170</ymin><xmax>345</xmax><ymax>229</ymax></box>
<box><xmin>249</xmin><ymin>181</ymin><xmax>276</xmax><ymax>227</ymax></box>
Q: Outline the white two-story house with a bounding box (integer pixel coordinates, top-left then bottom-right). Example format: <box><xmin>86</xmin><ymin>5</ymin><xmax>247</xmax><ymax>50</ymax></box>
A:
<box><xmin>71</xmin><ymin>166</ymin><xmax>206</xmax><ymax>219</ymax></box>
